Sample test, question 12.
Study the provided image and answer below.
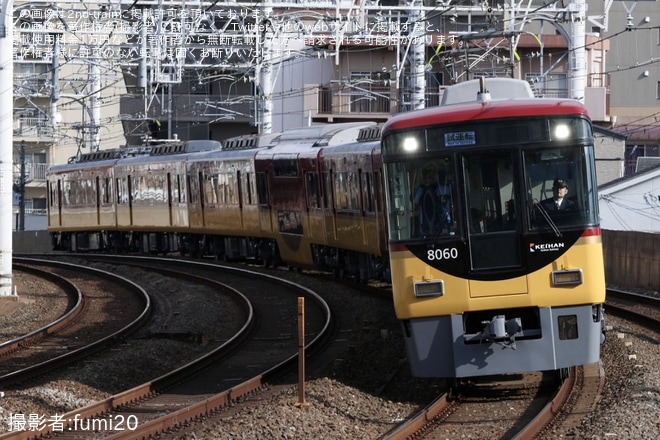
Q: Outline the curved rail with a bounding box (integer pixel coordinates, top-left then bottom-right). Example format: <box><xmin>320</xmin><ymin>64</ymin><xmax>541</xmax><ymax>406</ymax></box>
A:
<box><xmin>105</xmin><ymin>260</ymin><xmax>333</xmax><ymax>440</ymax></box>
<box><xmin>0</xmin><ymin>263</ymin><xmax>84</xmax><ymax>358</ymax></box>
<box><xmin>0</xmin><ymin>257</ymin><xmax>331</xmax><ymax>440</ymax></box>
<box><xmin>0</xmin><ymin>258</ymin><xmax>152</xmax><ymax>386</ymax></box>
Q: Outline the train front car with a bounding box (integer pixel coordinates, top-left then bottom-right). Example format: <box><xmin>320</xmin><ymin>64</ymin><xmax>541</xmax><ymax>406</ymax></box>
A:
<box><xmin>381</xmin><ymin>80</ymin><xmax>605</xmax><ymax>378</ymax></box>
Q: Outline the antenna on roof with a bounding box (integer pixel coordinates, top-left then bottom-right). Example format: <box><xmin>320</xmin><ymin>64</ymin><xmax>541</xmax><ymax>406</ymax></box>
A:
<box><xmin>477</xmin><ymin>77</ymin><xmax>491</xmax><ymax>102</ymax></box>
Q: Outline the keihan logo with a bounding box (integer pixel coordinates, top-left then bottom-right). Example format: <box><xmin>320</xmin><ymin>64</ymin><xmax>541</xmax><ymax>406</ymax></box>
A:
<box><xmin>530</xmin><ymin>242</ymin><xmax>565</xmax><ymax>252</ymax></box>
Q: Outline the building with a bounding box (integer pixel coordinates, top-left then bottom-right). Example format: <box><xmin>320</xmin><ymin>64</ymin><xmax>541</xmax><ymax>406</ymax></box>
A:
<box><xmin>589</xmin><ymin>0</ymin><xmax>660</xmax><ymax>172</ymax></box>
<box><xmin>11</xmin><ymin>1</ymin><xmax>636</xmax><ymax>230</ymax></box>
<box><xmin>598</xmin><ymin>164</ymin><xmax>660</xmax><ymax>232</ymax></box>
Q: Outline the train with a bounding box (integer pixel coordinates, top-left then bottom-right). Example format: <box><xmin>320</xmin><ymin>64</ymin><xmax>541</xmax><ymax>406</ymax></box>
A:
<box><xmin>47</xmin><ymin>78</ymin><xmax>605</xmax><ymax>378</ymax></box>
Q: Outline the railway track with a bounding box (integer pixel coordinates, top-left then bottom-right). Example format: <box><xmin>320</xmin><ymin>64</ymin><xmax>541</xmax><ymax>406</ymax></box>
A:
<box><xmin>0</xmin><ymin>256</ymin><xmax>332</xmax><ymax>439</ymax></box>
<box><xmin>0</xmin><ymin>259</ymin><xmax>151</xmax><ymax>387</ymax></box>
<box><xmin>605</xmin><ymin>287</ymin><xmax>660</xmax><ymax>328</ymax></box>
<box><xmin>3</xmin><ymin>256</ymin><xmax>656</xmax><ymax>438</ymax></box>
<box><xmin>379</xmin><ymin>286</ymin><xmax>660</xmax><ymax>439</ymax></box>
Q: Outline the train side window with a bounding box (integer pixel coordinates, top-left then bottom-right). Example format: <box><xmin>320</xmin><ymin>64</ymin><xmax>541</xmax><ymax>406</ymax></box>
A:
<box><xmin>174</xmin><ymin>174</ymin><xmax>186</xmax><ymax>203</ymax></box>
<box><xmin>374</xmin><ymin>170</ymin><xmax>383</xmax><ymax>214</ymax></box>
<box><xmin>334</xmin><ymin>171</ymin><xmax>359</xmax><ymax>211</ymax></box>
<box><xmin>102</xmin><ymin>177</ymin><xmax>112</xmax><ymax>205</ymax></box>
<box><xmin>384</xmin><ymin>162</ymin><xmax>412</xmax><ymax>240</ymax></box>
<box><xmin>242</xmin><ymin>172</ymin><xmax>256</xmax><ymax>205</ymax></box>
<box><xmin>224</xmin><ymin>172</ymin><xmax>239</xmax><ymax>205</ymax></box>
<box><xmin>322</xmin><ymin>172</ymin><xmax>333</xmax><ymax>209</ymax></box>
<box><xmin>187</xmin><ymin>173</ymin><xmax>201</xmax><ymax>205</ymax></box>
<box><xmin>115</xmin><ymin>178</ymin><xmax>125</xmax><ymax>204</ymax></box>
<box><xmin>305</xmin><ymin>171</ymin><xmax>321</xmax><ymax>209</ymax></box>
<box><xmin>132</xmin><ymin>176</ymin><xmax>142</xmax><ymax>204</ymax></box>
<box><xmin>362</xmin><ymin>171</ymin><xmax>374</xmax><ymax>213</ymax></box>
<box><xmin>204</xmin><ymin>174</ymin><xmax>220</xmax><ymax>204</ymax></box>
<box><xmin>61</xmin><ymin>181</ymin><xmax>70</xmax><ymax>206</ymax></box>
<box><xmin>256</xmin><ymin>172</ymin><xmax>269</xmax><ymax>206</ymax></box>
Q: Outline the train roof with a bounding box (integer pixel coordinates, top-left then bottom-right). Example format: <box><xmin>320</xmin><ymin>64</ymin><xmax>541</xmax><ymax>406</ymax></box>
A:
<box><xmin>440</xmin><ymin>78</ymin><xmax>535</xmax><ymax>105</ymax></box>
<box><xmin>149</xmin><ymin>140</ymin><xmax>222</xmax><ymax>155</ymax></box>
<box><xmin>382</xmin><ymin>98</ymin><xmax>590</xmax><ymax>136</ymax></box>
<box><xmin>272</xmin><ymin>122</ymin><xmax>377</xmax><ymax>148</ymax></box>
<box><xmin>47</xmin><ymin>158</ymin><xmax>119</xmax><ymax>174</ymax></box>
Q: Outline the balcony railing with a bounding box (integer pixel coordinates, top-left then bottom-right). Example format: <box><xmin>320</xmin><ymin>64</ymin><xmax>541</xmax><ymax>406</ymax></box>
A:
<box><xmin>13</xmin><ymin>162</ymin><xmax>48</xmax><ymax>184</ymax></box>
<box><xmin>311</xmin><ymin>83</ymin><xmax>446</xmax><ymax>118</ymax></box>
<box><xmin>317</xmin><ymin>84</ymin><xmax>395</xmax><ymax>116</ymax></box>
<box><xmin>14</xmin><ymin>117</ymin><xmax>51</xmax><ymax>137</ymax></box>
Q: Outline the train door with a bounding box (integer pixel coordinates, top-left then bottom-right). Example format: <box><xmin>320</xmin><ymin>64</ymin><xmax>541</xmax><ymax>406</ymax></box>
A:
<box><xmin>463</xmin><ymin>151</ymin><xmax>521</xmax><ymax>270</ymax></box>
<box><xmin>322</xmin><ymin>170</ymin><xmax>336</xmax><ymax>240</ymax></box>
<box><xmin>128</xmin><ymin>175</ymin><xmax>134</xmax><ymax>226</ymax></box>
<box><xmin>167</xmin><ymin>173</ymin><xmax>173</xmax><ymax>226</ymax></box>
<box><xmin>304</xmin><ymin>170</ymin><xmax>323</xmax><ymax>239</ymax></box>
<box><xmin>48</xmin><ymin>178</ymin><xmax>63</xmax><ymax>228</ymax></box>
<box><xmin>359</xmin><ymin>169</ymin><xmax>369</xmax><ymax>246</ymax></box>
<box><xmin>95</xmin><ymin>176</ymin><xmax>101</xmax><ymax>225</ymax></box>
<box><xmin>256</xmin><ymin>171</ymin><xmax>273</xmax><ymax>233</ymax></box>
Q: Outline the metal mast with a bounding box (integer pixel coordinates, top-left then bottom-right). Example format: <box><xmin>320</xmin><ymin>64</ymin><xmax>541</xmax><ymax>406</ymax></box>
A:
<box><xmin>569</xmin><ymin>0</ymin><xmax>587</xmax><ymax>102</ymax></box>
<box><xmin>0</xmin><ymin>0</ymin><xmax>14</xmax><ymax>296</ymax></box>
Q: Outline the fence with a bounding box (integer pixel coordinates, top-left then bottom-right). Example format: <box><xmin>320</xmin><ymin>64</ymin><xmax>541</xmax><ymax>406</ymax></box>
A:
<box><xmin>602</xmin><ymin>230</ymin><xmax>660</xmax><ymax>292</ymax></box>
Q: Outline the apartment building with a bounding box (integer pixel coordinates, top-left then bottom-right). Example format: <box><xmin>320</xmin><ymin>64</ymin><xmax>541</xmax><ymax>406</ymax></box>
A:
<box><xmin>592</xmin><ymin>1</ymin><xmax>660</xmax><ymax>175</ymax></box>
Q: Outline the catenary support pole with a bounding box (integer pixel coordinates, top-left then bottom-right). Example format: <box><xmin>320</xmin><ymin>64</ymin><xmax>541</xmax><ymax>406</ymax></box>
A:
<box><xmin>0</xmin><ymin>0</ymin><xmax>14</xmax><ymax>296</ymax></box>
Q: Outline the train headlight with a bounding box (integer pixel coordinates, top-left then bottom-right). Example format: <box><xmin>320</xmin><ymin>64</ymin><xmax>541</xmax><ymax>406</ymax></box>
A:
<box><xmin>552</xmin><ymin>269</ymin><xmax>583</xmax><ymax>286</ymax></box>
<box><xmin>553</xmin><ymin>123</ymin><xmax>570</xmax><ymax>140</ymax></box>
<box><xmin>414</xmin><ymin>280</ymin><xmax>444</xmax><ymax>297</ymax></box>
<box><xmin>403</xmin><ymin>137</ymin><xmax>419</xmax><ymax>152</ymax></box>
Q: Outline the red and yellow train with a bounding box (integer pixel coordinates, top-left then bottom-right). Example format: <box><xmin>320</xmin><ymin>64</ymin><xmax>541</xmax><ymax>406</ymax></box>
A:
<box><xmin>47</xmin><ymin>78</ymin><xmax>605</xmax><ymax>378</ymax></box>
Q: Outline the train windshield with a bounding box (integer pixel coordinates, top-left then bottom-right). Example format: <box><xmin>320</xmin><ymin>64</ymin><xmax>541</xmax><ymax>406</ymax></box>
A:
<box><xmin>384</xmin><ymin>156</ymin><xmax>457</xmax><ymax>241</ymax></box>
<box><xmin>383</xmin><ymin>142</ymin><xmax>597</xmax><ymax>244</ymax></box>
<box><xmin>524</xmin><ymin>145</ymin><xmax>599</xmax><ymax>233</ymax></box>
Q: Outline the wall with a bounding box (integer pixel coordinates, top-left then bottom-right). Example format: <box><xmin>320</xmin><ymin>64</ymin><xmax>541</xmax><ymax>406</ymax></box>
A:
<box><xmin>602</xmin><ymin>230</ymin><xmax>660</xmax><ymax>291</ymax></box>
<box><xmin>594</xmin><ymin>130</ymin><xmax>625</xmax><ymax>185</ymax></box>
<box><xmin>12</xmin><ymin>230</ymin><xmax>53</xmax><ymax>254</ymax></box>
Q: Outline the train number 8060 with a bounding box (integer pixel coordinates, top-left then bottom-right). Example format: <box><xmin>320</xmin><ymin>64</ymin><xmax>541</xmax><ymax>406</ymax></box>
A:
<box><xmin>427</xmin><ymin>248</ymin><xmax>459</xmax><ymax>261</ymax></box>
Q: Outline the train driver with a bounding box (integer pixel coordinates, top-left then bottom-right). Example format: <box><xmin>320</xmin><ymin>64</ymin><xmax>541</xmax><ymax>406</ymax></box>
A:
<box><xmin>540</xmin><ymin>179</ymin><xmax>576</xmax><ymax>212</ymax></box>
<box><xmin>413</xmin><ymin>164</ymin><xmax>453</xmax><ymax>236</ymax></box>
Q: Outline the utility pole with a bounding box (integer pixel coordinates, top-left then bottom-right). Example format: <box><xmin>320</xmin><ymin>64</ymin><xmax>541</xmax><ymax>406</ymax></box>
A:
<box><xmin>18</xmin><ymin>140</ymin><xmax>25</xmax><ymax>232</ymax></box>
<box><xmin>0</xmin><ymin>0</ymin><xmax>14</xmax><ymax>296</ymax></box>
<box><xmin>569</xmin><ymin>0</ymin><xmax>587</xmax><ymax>102</ymax></box>
<box><xmin>257</xmin><ymin>2</ymin><xmax>274</xmax><ymax>134</ymax></box>
<box><xmin>410</xmin><ymin>4</ymin><xmax>426</xmax><ymax>110</ymax></box>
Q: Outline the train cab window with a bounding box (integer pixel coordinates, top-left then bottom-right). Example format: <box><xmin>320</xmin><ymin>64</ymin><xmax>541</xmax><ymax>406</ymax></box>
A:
<box><xmin>524</xmin><ymin>146</ymin><xmax>598</xmax><ymax>231</ymax></box>
<box><xmin>385</xmin><ymin>157</ymin><xmax>455</xmax><ymax>241</ymax></box>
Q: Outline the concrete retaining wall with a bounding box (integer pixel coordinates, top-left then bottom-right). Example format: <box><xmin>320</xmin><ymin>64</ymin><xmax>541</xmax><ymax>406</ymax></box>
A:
<box><xmin>12</xmin><ymin>230</ymin><xmax>53</xmax><ymax>254</ymax></box>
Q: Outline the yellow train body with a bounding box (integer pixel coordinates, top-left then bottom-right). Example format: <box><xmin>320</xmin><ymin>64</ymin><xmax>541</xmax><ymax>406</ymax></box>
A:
<box><xmin>392</xmin><ymin>235</ymin><xmax>605</xmax><ymax>319</ymax></box>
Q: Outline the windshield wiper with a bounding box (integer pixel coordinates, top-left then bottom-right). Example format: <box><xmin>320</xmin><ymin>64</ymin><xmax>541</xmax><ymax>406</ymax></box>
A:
<box><xmin>533</xmin><ymin>200</ymin><xmax>562</xmax><ymax>237</ymax></box>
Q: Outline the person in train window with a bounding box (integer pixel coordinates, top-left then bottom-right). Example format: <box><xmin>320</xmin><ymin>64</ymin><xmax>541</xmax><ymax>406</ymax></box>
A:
<box><xmin>413</xmin><ymin>164</ymin><xmax>452</xmax><ymax>236</ymax></box>
<box><xmin>540</xmin><ymin>179</ymin><xmax>576</xmax><ymax>212</ymax></box>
